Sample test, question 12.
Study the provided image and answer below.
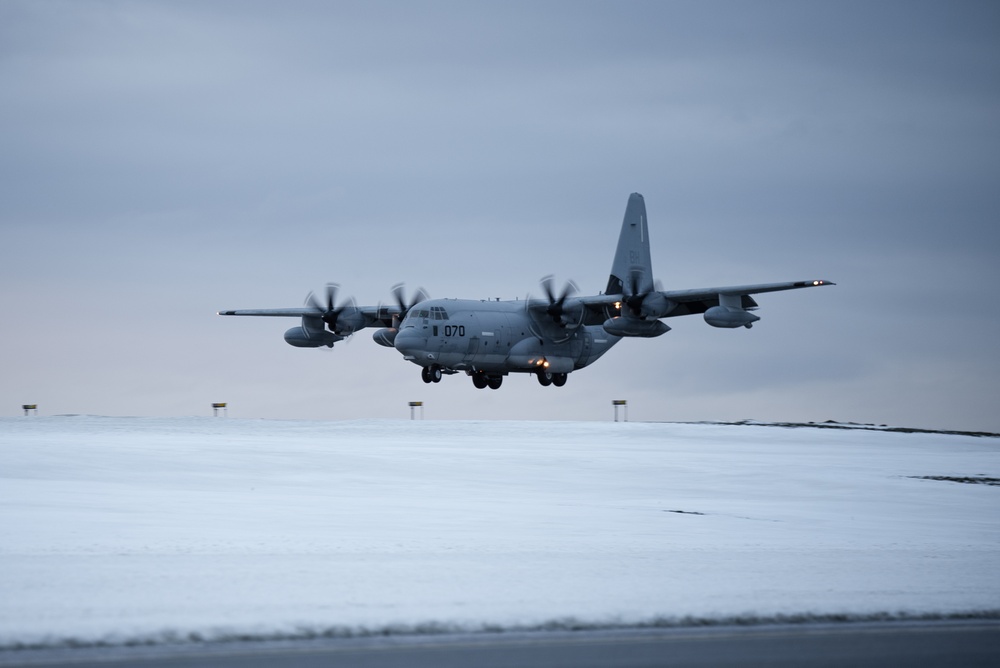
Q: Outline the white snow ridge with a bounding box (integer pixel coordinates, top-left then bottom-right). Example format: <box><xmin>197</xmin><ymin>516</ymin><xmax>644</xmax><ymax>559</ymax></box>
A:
<box><xmin>1</xmin><ymin>416</ymin><xmax>997</xmax><ymax>649</ymax></box>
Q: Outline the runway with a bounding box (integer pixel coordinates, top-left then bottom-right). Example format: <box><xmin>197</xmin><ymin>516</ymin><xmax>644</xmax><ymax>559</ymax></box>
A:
<box><xmin>3</xmin><ymin>620</ymin><xmax>998</xmax><ymax>668</ymax></box>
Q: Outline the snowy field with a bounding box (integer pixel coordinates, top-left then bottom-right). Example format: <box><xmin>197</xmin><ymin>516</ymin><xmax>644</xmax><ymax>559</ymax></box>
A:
<box><xmin>1</xmin><ymin>416</ymin><xmax>998</xmax><ymax>649</ymax></box>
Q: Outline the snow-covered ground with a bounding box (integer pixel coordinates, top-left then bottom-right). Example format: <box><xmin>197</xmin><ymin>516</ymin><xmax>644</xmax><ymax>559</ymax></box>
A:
<box><xmin>1</xmin><ymin>416</ymin><xmax>997</xmax><ymax>648</ymax></box>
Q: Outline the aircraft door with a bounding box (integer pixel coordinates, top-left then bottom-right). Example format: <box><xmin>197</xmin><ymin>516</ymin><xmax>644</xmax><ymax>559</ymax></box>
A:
<box><xmin>463</xmin><ymin>312</ymin><xmax>484</xmax><ymax>363</ymax></box>
<box><xmin>464</xmin><ymin>336</ymin><xmax>481</xmax><ymax>362</ymax></box>
<box><xmin>577</xmin><ymin>330</ymin><xmax>594</xmax><ymax>367</ymax></box>
<box><xmin>499</xmin><ymin>320</ymin><xmax>511</xmax><ymax>354</ymax></box>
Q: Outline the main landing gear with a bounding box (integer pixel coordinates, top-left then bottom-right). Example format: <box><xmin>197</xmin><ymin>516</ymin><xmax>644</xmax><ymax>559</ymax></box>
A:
<box><xmin>471</xmin><ymin>371</ymin><xmax>503</xmax><ymax>390</ymax></box>
<box><xmin>536</xmin><ymin>370</ymin><xmax>568</xmax><ymax>387</ymax></box>
<box><xmin>421</xmin><ymin>365</ymin><xmax>442</xmax><ymax>384</ymax></box>
<box><xmin>462</xmin><ymin>369</ymin><xmax>570</xmax><ymax>389</ymax></box>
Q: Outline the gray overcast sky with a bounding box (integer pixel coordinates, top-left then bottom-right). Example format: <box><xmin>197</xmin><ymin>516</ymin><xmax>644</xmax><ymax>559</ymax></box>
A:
<box><xmin>2</xmin><ymin>0</ymin><xmax>998</xmax><ymax>430</ymax></box>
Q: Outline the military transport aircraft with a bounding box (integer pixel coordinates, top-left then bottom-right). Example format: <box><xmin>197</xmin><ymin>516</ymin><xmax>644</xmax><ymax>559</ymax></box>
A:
<box><xmin>219</xmin><ymin>193</ymin><xmax>833</xmax><ymax>390</ymax></box>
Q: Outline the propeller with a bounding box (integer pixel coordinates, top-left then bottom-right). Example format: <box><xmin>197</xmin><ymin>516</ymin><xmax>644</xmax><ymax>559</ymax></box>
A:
<box><xmin>622</xmin><ymin>273</ymin><xmax>670</xmax><ymax>319</ymax></box>
<box><xmin>390</xmin><ymin>283</ymin><xmax>429</xmax><ymax>327</ymax></box>
<box><xmin>540</xmin><ymin>275</ymin><xmax>580</xmax><ymax>328</ymax></box>
<box><xmin>622</xmin><ymin>272</ymin><xmax>646</xmax><ymax>317</ymax></box>
<box><xmin>304</xmin><ymin>283</ymin><xmax>359</xmax><ymax>335</ymax></box>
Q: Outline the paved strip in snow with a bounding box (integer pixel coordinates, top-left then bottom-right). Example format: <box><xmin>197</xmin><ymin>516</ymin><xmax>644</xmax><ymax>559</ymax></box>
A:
<box><xmin>2</xmin><ymin>622</ymin><xmax>999</xmax><ymax>668</ymax></box>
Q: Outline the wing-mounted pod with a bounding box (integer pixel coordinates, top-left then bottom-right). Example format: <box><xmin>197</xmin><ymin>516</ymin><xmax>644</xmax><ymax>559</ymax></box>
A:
<box><xmin>602</xmin><ymin>316</ymin><xmax>671</xmax><ymax>338</ymax></box>
<box><xmin>284</xmin><ymin>315</ymin><xmax>343</xmax><ymax>348</ymax></box>
<box><xmin>704</xmin><ymin>293</ymin><xmax>761</xmax><ymax>329</ymax></box>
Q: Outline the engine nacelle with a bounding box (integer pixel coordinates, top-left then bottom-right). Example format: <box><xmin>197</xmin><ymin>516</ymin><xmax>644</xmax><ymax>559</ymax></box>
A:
<box><xmin>703</xmin><ymin>306</ymin><xmax>760</xmax><ymax>329</ymax></box>
<box><xmin>559</xmin><ymin>302</ymin><xmax>585</xmax><ymax>328</ymax></box>
<box><xmin>283</xmin><ymin>326</ymin><xmax>340</xmax><ymax>348</ymax></box>
<box><xmin>639</xmin><ymin>292</ymin><xmax>676</xmax><ymax>319</ymax></box>
<box><xmin>372</xmin><ymin>328</ymin><xmax>397</xmax><ymax>347</ymax></box>
<box><xmin>333</xmin><ymin>309</ymin><xmax>366</xmax><ymax>335</ymax></box>
<box><xmin>602</xmin><ymin>317</ymin><xmax>670</xmax><ymax>338</ymax></box>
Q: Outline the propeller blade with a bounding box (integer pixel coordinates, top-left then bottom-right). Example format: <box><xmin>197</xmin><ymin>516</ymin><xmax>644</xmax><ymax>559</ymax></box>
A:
<box><xmin>304</xmin><ymin>283</ymin><xmax>358</xmax><ymax>333</ymax></box>
<box><xmin>391</xmin><ymin>283</ymin><xmax>429</xmax><ymax>317</ymax></box>
<box><xmin>539</xmin><ymin>276</ymin><xmax>579</xmax><ymax>326</ymax></box>
<box><xmin>541</xmin><ymin>275</ymin><xmax>557</xmax><ymax>305</ymax></box>
<box><xmin>392</xmin><ymin>283</ymin><xmax>407</xmax><ymax>312</ymax></box>
<box><xmin>559</xmin><ymin>280</ymin><xmax>578</xmax><ymax>304</ymax></box>
<box><xmin>304</xmin><ymin>291</ymin><xmax>321</xmax><ymax>312</ymax></box>
<box><xmin>620</xmin><ymin>272</ymin><xmax>639</xmax><ymax>315</ymax></box>
<box><xmin>325</xmin><ymin>283</ymin><xmax>338</xmax><ymax>313</ymax></box>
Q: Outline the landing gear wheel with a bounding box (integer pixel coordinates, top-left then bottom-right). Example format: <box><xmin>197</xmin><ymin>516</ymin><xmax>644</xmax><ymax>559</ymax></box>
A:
<box><xmin>472</xmin><ymin>372</ymin><xmax>488</xmax><ymax>389</ymax></box>
<box><xmin>537</xmin><ymin>371</ymin><xmax>553</xmax><ymax>387</ymax></box>
<box><xmin>421</xmin><ymin>366</ymin><xmax>433</xmax><ymax>384</ymax></box>
<box><xmin>486</xmin><ymin>375</ymin><xmax>503</xmax><ymax>390</ymax></box>
<box><xmin>430</xmin><ymin>366</ymin><xmax>442</xmax><ymax>383</ymax></box>
<box><xmin>552</xmin><ymin>372</ymin><xmax>567</xmax><ymax>387</ymax></box>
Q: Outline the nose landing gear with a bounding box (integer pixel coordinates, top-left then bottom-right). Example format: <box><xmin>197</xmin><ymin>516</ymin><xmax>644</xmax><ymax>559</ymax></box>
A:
<box><xmin>421</xmin><ymin>365</ymin><xmax>442</xmax><ymax>383</ymax></box>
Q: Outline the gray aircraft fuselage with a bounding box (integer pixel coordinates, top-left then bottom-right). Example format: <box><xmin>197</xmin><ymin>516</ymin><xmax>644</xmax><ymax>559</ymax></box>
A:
<box><xmin>392</xmin><ymin>298</ymin><xmax>620</xmax><ymax>381</ymax></box>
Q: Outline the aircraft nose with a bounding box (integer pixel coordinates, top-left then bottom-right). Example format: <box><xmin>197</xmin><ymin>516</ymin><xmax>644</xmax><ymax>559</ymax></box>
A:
<box><xmin>393</xmin><ymin>328</ymin><xmax>426</xmax><ymax>357</ymax></box>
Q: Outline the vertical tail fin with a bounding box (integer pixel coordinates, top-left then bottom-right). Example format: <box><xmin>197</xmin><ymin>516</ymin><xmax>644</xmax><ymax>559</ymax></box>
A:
<box><xmin>606</xmin><ymin>193</ymin><xmax>654</xmax><ymax>296</ymax></box>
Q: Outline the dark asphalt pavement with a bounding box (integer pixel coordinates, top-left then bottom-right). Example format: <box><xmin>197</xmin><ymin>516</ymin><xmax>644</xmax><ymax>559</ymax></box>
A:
<box><xmin>2</xmin><ymin>620</ymin><xmax>998</xmax><ymax>668</ymax></box>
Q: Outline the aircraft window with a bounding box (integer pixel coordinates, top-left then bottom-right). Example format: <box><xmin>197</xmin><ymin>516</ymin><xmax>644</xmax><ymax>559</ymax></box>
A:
<box><xmin>417</xmin><ymin>310</ymin><xmax>429</xmax><ymax>318</ymax></box>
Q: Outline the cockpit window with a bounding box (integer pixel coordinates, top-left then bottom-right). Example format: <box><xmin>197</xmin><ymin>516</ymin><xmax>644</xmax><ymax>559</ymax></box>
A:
<box><xmin>405</xmin><ymin>306</ymin><xmax>449</xmax><ymax>322</ymax></box>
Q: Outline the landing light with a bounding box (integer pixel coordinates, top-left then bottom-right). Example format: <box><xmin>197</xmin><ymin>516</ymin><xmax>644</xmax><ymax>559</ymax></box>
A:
<box><xmin>813</xmin><ymin>280</ymin><xmax>823</xmax><ymax>285</ymax></box>
<box><xmin>614</xmin><ymin>302</ymin><xmax>621</xmax><ymax>310</ymax></box>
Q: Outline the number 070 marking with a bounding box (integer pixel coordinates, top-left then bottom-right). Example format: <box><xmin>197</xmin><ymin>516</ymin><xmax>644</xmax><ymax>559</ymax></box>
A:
<box><xmin>444</xmin><ymin>325</ymin><xmax>465</xmax><ymax>337</ymax></box>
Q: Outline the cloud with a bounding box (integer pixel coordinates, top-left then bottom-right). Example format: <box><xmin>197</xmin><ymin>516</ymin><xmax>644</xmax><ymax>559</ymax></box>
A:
<box><xmin>1</xmin><ymin>1</ymin><xmax>998</xmax><ymax>430</ymax></box>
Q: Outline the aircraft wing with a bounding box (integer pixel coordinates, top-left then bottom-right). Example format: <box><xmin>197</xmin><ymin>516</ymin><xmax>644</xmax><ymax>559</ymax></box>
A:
<box><xmin>657</xmin><ymin>279</ymin><xmax>834</xmax><ymax>316</ymax></box>
<box><xmin>218</xmin><ymin>308</ymin><xmax>317</xmax><ymax>317</ymax></box>
<box><xmin>662</xmin><ymin>279</ymin><xmax>834</xmax><ymax>300</ymax></box>
<box><xmin>568</xmin><ymin>279</ymin><xmax>833</xmax><ymax>325</ymax></box>
<box><xmin>218</xmin><ymin>305</ymin><xmax>399</xmax><ymax>328</ymax></box>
